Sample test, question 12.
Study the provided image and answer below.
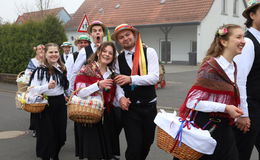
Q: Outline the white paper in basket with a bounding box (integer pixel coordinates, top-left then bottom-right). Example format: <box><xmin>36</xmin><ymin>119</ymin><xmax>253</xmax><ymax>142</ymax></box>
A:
<box><xmin>154</xmin><ymin>110</ymin><xmax>217</xmax><ymax>155</ymax></box>
<box><xmin>26</xmin><ymin>87</ymin><xmax>48</xmax><ymax>104</ymax></box>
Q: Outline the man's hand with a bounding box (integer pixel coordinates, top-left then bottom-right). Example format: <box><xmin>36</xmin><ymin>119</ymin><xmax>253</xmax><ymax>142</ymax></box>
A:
<box><xmin>114</xmin><ymin>75</ymin><xmax>131</xmax><ymax>86</ymax></box>
<box><xmin>235</xmin><ymin>117</ymin><xmax>250</xmax><ymax>133</ymax></box>
<box><xmin>119</xmin><ymin>97</ymin><xmax>131</xmax><ymax>111</ymax></box>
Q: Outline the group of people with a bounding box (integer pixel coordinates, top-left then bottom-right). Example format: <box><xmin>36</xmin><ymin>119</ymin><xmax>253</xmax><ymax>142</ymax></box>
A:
<box><xmin>21</xmin><ymin>0</ymin><xmax>260</xmax><ymax>160</ymax></box>
<box><xmin>24</xmin><ymin>21</ymin><xmax>159</xmax><ymax>160</ymax></box>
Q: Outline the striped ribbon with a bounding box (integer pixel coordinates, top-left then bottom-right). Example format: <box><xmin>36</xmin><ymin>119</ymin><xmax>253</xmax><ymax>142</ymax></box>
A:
<box><xmin>131</xmin><ymin>32</ymin><xmax>147</xmax><ymax>76</ymax></box>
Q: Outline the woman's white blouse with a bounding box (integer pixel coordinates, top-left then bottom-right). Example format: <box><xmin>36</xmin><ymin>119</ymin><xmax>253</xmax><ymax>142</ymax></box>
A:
<box><xmin>29</xmin><ymin>67</ymin><xmax>65</xmax><ymax>96</ymax></box>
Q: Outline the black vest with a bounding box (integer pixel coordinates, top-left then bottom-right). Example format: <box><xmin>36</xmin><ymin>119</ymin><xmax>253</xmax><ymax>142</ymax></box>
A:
<box><xmin>245</xmin><ymin>31</ymin><xmax>260</xmax><ymax>99</ymax></box>
<box><xmin>60</xmin><ymin>54</ymin><xmax>65</xmax><ymax>63</ymax></box>
<box><xmin>84</xmin><ymin>45</ymin><xmax>94</xmax><ymax>64</ymax></box>
<box><xmin>118</xmin><ymin>48</ymin><xmax>156</xmax><ymax>103</ymax></box>
<box><xmin>73</xmin><ymin>51</ymin><xmax>79</xmax><ymax>62</ymax></box>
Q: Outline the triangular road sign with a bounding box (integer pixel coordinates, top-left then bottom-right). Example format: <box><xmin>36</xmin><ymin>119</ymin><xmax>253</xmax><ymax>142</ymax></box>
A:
<box><xmin>77</xmin><ymin>14</ymin><xmax>89</xmax><ymax>33</ymax></box>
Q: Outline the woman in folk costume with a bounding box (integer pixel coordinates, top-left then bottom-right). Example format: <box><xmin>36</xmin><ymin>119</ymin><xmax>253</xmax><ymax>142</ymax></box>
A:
<box><xmin>175</xmin><ymin>24</ymin><xmax>245</xmax><ymax>160</ymax></box>
<box><xmin>74</xmin><ymin>41</ymin><xmax>119</xmax><ymax>160</ymax></box>
<box><xmin>25</xmin><ymin>44</ymin><xmax>45</xmax><ymax>75</ymax></box>
<box><xmin>25</xmin><ymin>44</ymin><xmax>45</xmax><ymax>137</ymax></box>
<box><xmin>29</xmin><ymin>43</ymin><xmax>69</xmax><ymax>160</ymax></box>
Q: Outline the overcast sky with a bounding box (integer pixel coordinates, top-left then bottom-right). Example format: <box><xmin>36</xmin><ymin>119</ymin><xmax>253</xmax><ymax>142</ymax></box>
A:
<box><xmin>0</xmin><ymin>0</ymin><xmax>84</xmax><ymax>22</ymax></box>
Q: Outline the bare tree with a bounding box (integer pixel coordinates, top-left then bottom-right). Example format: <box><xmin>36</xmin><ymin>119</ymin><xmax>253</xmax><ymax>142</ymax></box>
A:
<box><xmin>36</xmin><ymin>0</ymin><xmax>52</xmax><ymax>11</ymax></box>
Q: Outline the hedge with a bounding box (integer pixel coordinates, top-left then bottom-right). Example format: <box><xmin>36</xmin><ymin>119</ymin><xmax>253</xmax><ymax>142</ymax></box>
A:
<box><xmin>0</xmin><ymin>15</ymin><xmax>67</xmax><ymax>74</ymax></box>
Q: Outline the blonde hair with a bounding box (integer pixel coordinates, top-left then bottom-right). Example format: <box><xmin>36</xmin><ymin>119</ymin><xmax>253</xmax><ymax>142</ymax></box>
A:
<box><xmin>202</xmin><ymin>24</ymin><xmax>242</xmax><ymax>64</ymax></box>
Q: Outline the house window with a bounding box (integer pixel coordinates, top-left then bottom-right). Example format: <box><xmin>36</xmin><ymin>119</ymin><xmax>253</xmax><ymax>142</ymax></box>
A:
<box><xmin>222</xmin><ymin>0</ymin><xmax>228</xmax><ymax>15</ymax></box>
<box><xmin>190</xmin><ymin>41</ymin><xmax>197</xmax><ymax>52</ymax></box>
<box><xmin>233</xmin><ymin>0</ymin><xmax>239</xmax><ymax>16</ymax></box>
<box><xmin>160</xmin><ymin>40</ymin><xmax>171</xmax><ymax>63</ymax></box>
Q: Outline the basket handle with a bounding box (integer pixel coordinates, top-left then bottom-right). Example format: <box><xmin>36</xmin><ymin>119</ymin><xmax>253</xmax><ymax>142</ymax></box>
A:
<box><xmin>23</xmin><ymin>86</ymin><xmax>33</xmax><ymax>100</ymax></box>
<box><xmin>17</xmin><ymin>71</ymin><xmax>25</xmax><ymax>79</ymax></box>
<box><xmin>68</xmin><ymin>88</ymin><xmax>83</xmax><ymax>104</ymax></box>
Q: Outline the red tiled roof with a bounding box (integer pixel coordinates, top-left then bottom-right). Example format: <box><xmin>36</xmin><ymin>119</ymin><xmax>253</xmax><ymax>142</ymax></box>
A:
<box><xmin>66</xmin><ymin>0</ymin><xmax>214</xmax><ymax>29</ymax></box>
<box><xmin>16</xmin><ymin>7</ymin><xmax>65</xmax><ymax>24</ymax></box>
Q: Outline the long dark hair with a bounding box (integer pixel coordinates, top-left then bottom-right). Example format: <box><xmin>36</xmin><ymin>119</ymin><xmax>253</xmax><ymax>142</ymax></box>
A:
<box><xmin>88</xmin><ymin>41</ymin><xmax>117</xmax><ymax>69</ymax></box>
<box><xmin>245</xmin><ymin>5</ymin><xmax>260</xmax><ymax>28</ymax></box>
<box><xmin>43</xmin><ymin>43</ymin><xmax>66</xmax><ymax>74</ymax></box>
<box><xmin>202</xmin><ymin>24</ymin><xmax>242</xmax><ymax>64</ymax></box>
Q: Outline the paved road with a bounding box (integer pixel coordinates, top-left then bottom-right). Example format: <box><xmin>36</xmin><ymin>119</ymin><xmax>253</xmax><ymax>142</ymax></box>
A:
<box><xmin>0</xmin><ymin>67</ymin><xmax>258</xmax><ymax>160</ymax></box>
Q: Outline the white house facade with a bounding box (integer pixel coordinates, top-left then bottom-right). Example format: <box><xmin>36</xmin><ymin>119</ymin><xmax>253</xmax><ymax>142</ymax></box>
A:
<box><xmin>197</xmin><ymin>0</ymin><xmax>246</xmax><ymax>62</ymax></box>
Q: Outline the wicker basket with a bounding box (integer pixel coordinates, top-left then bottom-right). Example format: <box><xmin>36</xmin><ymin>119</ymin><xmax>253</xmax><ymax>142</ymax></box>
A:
<box><xmin>22</xmin><ymin>103</ymin><xmax>46</xmax><ymax>113</ymax></box>
<box><xmin>20</xmin><ymin>87</ymin><xmax>47</xmax><ymax>113</ymax></box>
<box><xmin>68</xmin><ymin>90</ymin><xmax>104</xmax><ymax>124</ymax></box>
<box><xmin>68</xmin><ymin>103</ymin><xmax>104</xmax><ymax>123</ymax></box>
<box><xmin>16</xmin><ymin>71</ymin><xmax>28</xmax><ymax>92</ymax></box>
<box><xmin>157</xmin><ymin>127</ymin><xmax>203</xmax><ymax>160</ymax></box>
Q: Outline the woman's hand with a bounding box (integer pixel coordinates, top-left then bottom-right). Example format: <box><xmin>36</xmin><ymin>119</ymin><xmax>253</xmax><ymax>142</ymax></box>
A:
<box><xmin>235</xmin><ymin>117</ymin><xmax>250</xmax><ymax>133</ymax></box>
<box><xmin>48</xmin><ymin>80</ymin><xmax>56</xmax><ymax>89</ymax></box>
<box><xmin>98</xmin><ymin>79</ymin><xmax>113</xmax><ymax>90</ymax></box>
<box><xmin>119</xmin><ymin>97</ymin><xmax>131</xmax><ymax>111</ymax></box>
<box><xmin>225</xmin><ymin>105</ymin><xmax>243</xmax><ymax>119</ymax></box>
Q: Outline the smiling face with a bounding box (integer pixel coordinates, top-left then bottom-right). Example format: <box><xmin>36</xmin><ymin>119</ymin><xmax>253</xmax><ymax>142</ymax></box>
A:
<box><xmin>77</xmin><ymin>40</ymin><xmax>90</xmax><ymax>50</ymax></box>
<box><xmin>91</xmin><ymin>25</ymin><xmax>105</xmax><ymax>44</ymax></box>
<box><xmin>117</xmin><ymin>30</ymin><xmax>136</xmax><ymax>50</ymax></box>
<box><xmin>45</xmin><ymin>46</ymin><xmax>60</xmax><ymax>65</ymax></box>
<box><xmin>36</xmin><ymin>45</ymin><xmax>45</xmax><ymax>60</ymax></box>
<box><xmin>221</xmin><ymin>28</ymin><xmax>245</xmax><ymax>56</ymax></box>
<box><xmin>97</xmin><ymin>45</ymin><xmax>114</xmax><ymax>66</ymax></box>
<box><xmin>62</xmin><ymin>46</ymin><xmax>71</xmax><ymax>54</ymax></box>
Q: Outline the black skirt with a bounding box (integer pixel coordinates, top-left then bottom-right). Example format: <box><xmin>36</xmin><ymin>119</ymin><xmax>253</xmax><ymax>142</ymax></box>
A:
<box><xmin>29</xmin><ymin>113</ymin><xmax>39</xmax><ymax>130</ymax></box>
<box><xmin>36</xmin><ymin>94</ymin><xmax>67</xmax><ymax>159</ymax></box>
<box><xmin>74</xmin><ymin>107</ymin><xmax>120</xmax><ymax>159</ymax></box>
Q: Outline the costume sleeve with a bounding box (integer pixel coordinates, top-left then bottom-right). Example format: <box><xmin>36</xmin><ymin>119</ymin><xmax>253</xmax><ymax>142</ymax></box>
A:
<box><xmin>187</xmin><ymin>99</ymin><xmax>226</xmax><ymax>112</ymax></box>
<box><xmin>130</xmin><ymin>48</ymin><xmax>159</xmax><ymax>85</ymax></box>
<box><xmin>70</xmin><ymin>48</ymin><xmax>86</xmax><ymax>93</ymax></box>
<box><xmin>234</xmin><ymin>38</ymin><xmax>255</xmax><ymax>117</ymax></box>
<box><xmin>76</xmin><ymin>82</ymin><xmax>100</xmax><ymax>98</ymax></box>
<box><xmin>185</xmin><ymin>87</ymin><xmax>231</xmax><ymax>113</ymax></box>
<box><xmin>115</xmin><ymin>84</ymin><xmax>125</xmax><ymax>102</ymax></box>
<box><xmin>29</xmin><ymin>69</ymin><xmax>49</xmax><ymax>95</ymax></box>
<box><xmin>65</xmin><ymin>54</ymin><xmax>74</xmax><ymax>93</ymax></box>
<box><xmin>25</xmin><ymin>59</ymin><xmax>36</xmax><ymax>75</ymax></box>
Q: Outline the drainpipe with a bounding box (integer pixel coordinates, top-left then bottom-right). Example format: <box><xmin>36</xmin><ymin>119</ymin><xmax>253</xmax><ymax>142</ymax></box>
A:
<box><xmin>160</xmin><ymin>25</ymin><xmax>173</xmax><ymax>63</ymax></box>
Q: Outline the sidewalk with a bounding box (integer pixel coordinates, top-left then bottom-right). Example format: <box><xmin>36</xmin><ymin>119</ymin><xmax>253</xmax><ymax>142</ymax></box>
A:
<box><xmin>164</xmin><ymin>64</ymin><xmax>199</xmax><ymax>73</ymax></box>
<box><xmin>0</xmin><ymin>82</ymin><xmax>17</xmax><ymax>93</ymax></box>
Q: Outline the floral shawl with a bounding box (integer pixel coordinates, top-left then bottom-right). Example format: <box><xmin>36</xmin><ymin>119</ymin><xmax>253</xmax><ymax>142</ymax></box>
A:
<box><xmin>179</xmin><ymin>57</ymin><xmax>240</xmax><ymax>121</ymax></box>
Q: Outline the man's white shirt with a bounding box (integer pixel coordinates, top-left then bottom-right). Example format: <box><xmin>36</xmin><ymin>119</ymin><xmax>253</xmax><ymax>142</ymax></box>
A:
<box><xmin>234</xmin><ymin>27</ymin><xmax>259</xmax><ymax>117</ymax></box>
